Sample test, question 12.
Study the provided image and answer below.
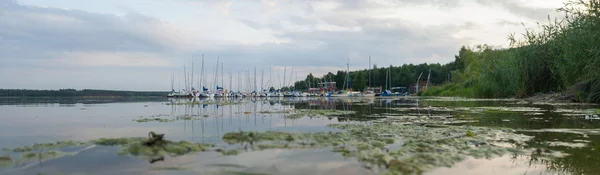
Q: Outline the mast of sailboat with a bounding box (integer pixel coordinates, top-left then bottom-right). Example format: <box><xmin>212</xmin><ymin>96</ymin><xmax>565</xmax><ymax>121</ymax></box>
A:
<box><xmin>261</xmin><ymin>69</ymin><xmax>264</xmax><ymax>92</ymax></box>
<box><xmin>288</xmin><ymin>68</ymin><xmax>294</xmax><ymax>90</ymax></box>
<box><xmin>214</xmin><ymin>57</ymin><xmax>219</xmax><ymax>92</ymax></box>
<box><xmin>277</xmin><ymin>69</ymin><xmax>281</xmax><ymax>92</ymax></box>
<box><xmin>229</xmin><ymin>69</ymin><xmax>232</xmax><ymax>94</ymax></box>
<box><xmin>416</xmin><ymin>72</ymin><xmax>423</xmax><ymax>94</ymax></box>
<box><xmin>221</xmin><ymin>62</ymin><xmax>224</xmax><ymax>93</ymax></box>
<box><xmin>171</xmin><ymin>72</ymin><xmax>174</xmax><ymax>91</ymax></box>
<box><xmin>368</xmin><ymin>56</ymin><xmax>371</xmax><ymax>90</ymax></box>
<box><xmin>201</xmin><ymin>54</ymin><xmax>204</xmax><ymax>91</ymax></box>
<box><xmin>426</xmin><ymin>68</ymin><xmax>431</xmax><ymax>90</ymax></box>
<box><xmin>184</xmin><ymin>64</ymin><xmax>187</xmax><ymax>92</ymax></box>
<box><xmin>196</xmin><ymin>56</ymin><xmax>202</xmax><ymax>91</ymax></box>
<box><xmin>191</xmin><ymin>56</ymin><xmax>194</xmax><ymax>90</ymax></box>
<box><xmin>347</xmin><ymin>58</ymin><xmax>350</xmax><ymax>91</ymax></box>
<box><xmin>283</xmin><ymin>66</ymin><xmax>286</xmax><ymax>90</ymax></box>
<box><xmin>254</xmin><ymin>67</ymin><xmax>257</xmax><ymax>92</ymax></box>
<box><xmin>389</xmin><ymin>65</ymin><xmax>392</xmax><ymax>89</ymax></box>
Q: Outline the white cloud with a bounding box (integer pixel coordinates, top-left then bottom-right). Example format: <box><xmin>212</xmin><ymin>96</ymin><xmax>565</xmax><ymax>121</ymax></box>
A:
<box><xmin>0</xmin><ymin>0</ymin><xmax>566</xmax><ymax>90</ymax></box>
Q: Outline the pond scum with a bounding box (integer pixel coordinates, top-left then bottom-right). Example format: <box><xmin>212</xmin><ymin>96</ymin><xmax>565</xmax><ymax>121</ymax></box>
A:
<box><xmin>0</xmin><ymin>118</ymin><xmax>554</xmax><ymax>175</ymax></box>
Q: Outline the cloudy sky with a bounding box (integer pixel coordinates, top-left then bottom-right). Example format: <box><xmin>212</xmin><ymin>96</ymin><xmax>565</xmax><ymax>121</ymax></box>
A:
<box><xmin>0</xmin><ymin>0</ymin><xmax>565</xmax><ymax>91</ymax></box>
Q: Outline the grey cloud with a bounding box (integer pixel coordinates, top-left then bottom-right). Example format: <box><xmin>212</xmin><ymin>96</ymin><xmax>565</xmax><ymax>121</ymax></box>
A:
<box><xmin>0</xmin><ymin>0</ymin><xmax>175</xmax><ymax>61</ymax></box>
<box><xmin>477</xmin><ymin>0</ymin><xmax>559</xmax><ymax>21</ymax></box>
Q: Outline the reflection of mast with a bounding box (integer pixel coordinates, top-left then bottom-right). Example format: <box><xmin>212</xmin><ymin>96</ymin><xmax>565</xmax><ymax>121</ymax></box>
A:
<box><xmin>254</xmin><ymin>101</ymin><xmax>257</xmax><ymax>128</ymax></box>
<box><xmin>192</xmin><ymin>105</ymin><xmax>195</xmax><ymax>140</ymax></box>
<box><xmin>201</xmin><ymin>104</ymin><xmax>205</xmax><ymax>142</ymax></box>
<box><xmin>221</xmin><ymin>101</ymin><xmax>224</xmax><ymax>132</ymax></box>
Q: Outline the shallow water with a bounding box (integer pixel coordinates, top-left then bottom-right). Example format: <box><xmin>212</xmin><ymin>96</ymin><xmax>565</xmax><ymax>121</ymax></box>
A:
<box><xmin>0</xmin><ymin>97</ymin><xmax>599</xmax><ymax>175</ymax></box>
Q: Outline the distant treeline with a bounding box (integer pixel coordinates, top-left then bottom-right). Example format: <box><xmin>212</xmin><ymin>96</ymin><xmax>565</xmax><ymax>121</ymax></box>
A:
<box><xmin>423</xmin><ymin>0</ymin><xmax>600</xmax><ymax>103</ymax></box>
<box><xmin>0</xmin><ymin>89</ymin><xmax>169</xmax><ymax>97</ymax></box>
<box><xmin>290</xmin><ymin>62</ymin><xmax>458</xmax><ymax>92</ymax></box>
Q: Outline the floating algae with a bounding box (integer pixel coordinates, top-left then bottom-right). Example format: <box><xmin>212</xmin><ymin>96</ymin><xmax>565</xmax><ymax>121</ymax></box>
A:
<box><xmin>135</xmin><ymin>118</ymin><xmax>173</xmax><ymax>123</ymax></box>
<box><xmin>0</xmin><ymin>156</ymin><xmax>11</xmax><ymax>167</ymax></box>
<box><xmin>218</xmin><ymin>122</ymin><xmax>535</xmax><ymax>174</ymax></box>
<box><xmin>19</xmin><ymin>151</ymin><xmax>76</xmax><ymax>161</ymax></box>
<box><xmin>422</xmin><ymin>97</ymin><xmax>519</xmax><ymax>102</ymax></box>
<box><xmin>94</xmin><ymin>132</ymin><xmax>214</xmax><ymax>160</ymax></box>
<box><xmin>283</xmin><ymin>109</ymin><xmax>356</xmax><ymax>119</ymax></box>
<box><xmin>380</xmin><ymin>115</ymin><xmax>477</xmax><ymax>126</ymax></box>
<box><xmin>167</xmin><ymin>101</ymin><xmax>246</xmax><ymax>106</ymax></box>
<box><xmin>1</xmin><ymin>142</ymin><xmax>94</xmax><ymax>170</ymax></box>
<box><xmin>3</xmin><ymin>141</ymin><xmax>86</xmax><ymax>153</ymax></box>
<box><xmin>473</xmin><ymin>106</ymin><xmax>545</xmax><ymax>112</ymax></box>
<box><xmin>134</xmin><ymin>114</ymin><xmax>205</xmax><ymax>123</ymax></box>
<box><xmin>258</xmin><ymin>110</ymin><xmax>293</xmax><ymax>114</ymax></box>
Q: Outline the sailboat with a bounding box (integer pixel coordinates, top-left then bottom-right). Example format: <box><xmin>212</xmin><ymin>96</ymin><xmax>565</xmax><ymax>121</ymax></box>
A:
<box><xmin>360</xmin><ymin>56</ymin><xmax>376</xmax><ymax>97</ymax></box>
<box><xmin>331</xmin><ymin>59</ymin><xmax>361</xmax><ymax>97</ymax></box>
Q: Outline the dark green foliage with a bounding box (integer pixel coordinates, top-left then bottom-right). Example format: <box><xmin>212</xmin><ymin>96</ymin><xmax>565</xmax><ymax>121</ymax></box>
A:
<box><xmin>292</xmin><ymin>63</ymin><xmax>453</xmax><ymax>92</ymax></box>
<box><xmin>423</xmin><ymin>0</ymin><xmax>600</xmax><ymax>103</ymax></box>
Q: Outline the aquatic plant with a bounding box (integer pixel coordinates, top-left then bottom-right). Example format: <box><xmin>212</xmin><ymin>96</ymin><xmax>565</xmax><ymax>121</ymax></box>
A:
<box><xmin>93</xmin><ymin>132</ymin><xmax>214</xmax><ymax>160</ymax></box>
<box><xmin>166</xmin><ymin>101</ymin><xmax>246</xmax><ymax>106</ymax></box>
<box><xmin>3</xmin><ymin>141</ymin><xmax>86</xmax><ymax>153</ymax></box>
<box><xmin>282</xmin><ymin>109</ymin><xmax>356</xmax><ymax>119</ymax></box>
<box><xmin>0</xmin><ymin>156</ymin><xmax>11</xmax><ymax>167</ymax></box>
<box><xmin>218</xmin><ymin>122</ymin><xmax>534</xmax><ymax>174</ymax></box>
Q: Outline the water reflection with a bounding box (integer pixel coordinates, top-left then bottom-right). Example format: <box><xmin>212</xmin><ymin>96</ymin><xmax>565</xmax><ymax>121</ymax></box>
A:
<box><xmin>1</xmin><ymin>97</ymin><xmax>600</xmax><ymax>174</ymax></box>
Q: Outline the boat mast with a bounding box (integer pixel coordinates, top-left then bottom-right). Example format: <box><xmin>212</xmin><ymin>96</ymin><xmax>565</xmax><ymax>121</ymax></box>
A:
<box><xmin>283</xmin><ymin>66</ymin><xmax>286</xmax><ymax>90</ymax></box>
<box><xmin>221</xmin><ymin>62</ymin><xmax>224</xmax><ymax>92</ymax></box>
<box><xmin>191</xmin><ymin>56</ymin><xmax>194</xmax><ymax>90</ymax></box>
<box><xmin>171</xmin><ymin>72</ymin><xmax>174</xmax><ymax>91</ymax></box>
<box><xmin>389</xmin><ymin>65</ymin><xmax>392</xmax><ymax>89</ymax></box>
<box><xmin>201</xmin><ymin>54</ymin><xmax>204</xmax><ymax>90</ymax></box>
<box><xmin>214</xmin><ymin>57</ymin><xmax>219</xmax><ymax>92</ymax></box>
<box><xmin>269</xmin><ymin>65</ymin><xmax>272</xmax><ymax>91</ymax></box>
<box><xmin>184</xmin><ymin>64</ymin><xmax>187</xmax><ymax>91</ymax></box>
<box><xmin>288</xmin><ymin>68</ymin><xmax>294</xmax><ymax>90</ymax></box>
<box><xmin>368</xmin><ymin>56</ymin><xmax>371</xmax><ymax>90</ymax></box>
<box><xmin>426</xmin><ymin>68</ymin><xmax>431</xmax><ymax>90</ymax></box>
<box><xmin>347</xmin><ymin>58</ymin><xmax>350</xmax><ymax>91</ymax></box>
<box><xmin>416</xmin><ymin>72</ymin><xmax>423</xmax><ymax>93</ymax></box>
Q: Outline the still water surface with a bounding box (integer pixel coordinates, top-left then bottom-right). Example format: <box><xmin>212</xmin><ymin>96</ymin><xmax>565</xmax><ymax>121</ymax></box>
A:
<box><xmin>0</xmin><ymin>97</ymin><xmax>599</xmax><ymax>175</ymax></box>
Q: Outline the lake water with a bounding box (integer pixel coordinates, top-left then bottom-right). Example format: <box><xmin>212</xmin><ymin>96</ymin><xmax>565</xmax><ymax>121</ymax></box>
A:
<box><xmin>0</xmin><ymin>97</ymin><xmax>599</xmax><ymax>175</ymax></box>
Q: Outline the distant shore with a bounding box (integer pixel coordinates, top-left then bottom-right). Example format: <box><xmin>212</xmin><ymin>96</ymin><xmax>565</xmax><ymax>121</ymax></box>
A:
<box><xmin>0</xmin><ymin>89</ymin><xmax>169</xmax><ymax>98</ymax></box>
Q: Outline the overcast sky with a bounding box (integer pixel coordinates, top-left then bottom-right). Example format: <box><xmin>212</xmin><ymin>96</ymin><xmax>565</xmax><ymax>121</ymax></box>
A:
<box><xmin>0</xmin><ymin>0</ymin><xmax>565</xmax><ymax>91</ymax></box>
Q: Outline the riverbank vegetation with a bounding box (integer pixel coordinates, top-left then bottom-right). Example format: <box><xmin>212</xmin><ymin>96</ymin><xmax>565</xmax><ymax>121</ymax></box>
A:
<box><xmin>423</xmin><ymin>0</ymin><xmax>600</xmax><ymax>103</ymax></box>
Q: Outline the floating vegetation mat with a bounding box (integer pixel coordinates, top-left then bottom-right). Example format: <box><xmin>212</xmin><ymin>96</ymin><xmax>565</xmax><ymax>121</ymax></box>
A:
<box><xmin>166</xmin><ymin>101</ymin><xmax>246</xmax><ymax>106</ymax></box>
<box><xmin>422</xmin><ymin>97</ymin><xmax>520</xmax><ymax>102</ymax></box>
<box><xmin>283</xmin><ymin>109</ymin><xmax>356</xmax><ymax>119</ymax></box>
<box><xmin>518</xmin><ymin>128</ymin><xmax>600</xmax><ymax>136</ymax></box>
<box><xmin>471</xmin><ymin>106</ymin><xmax>545</xmax><ymax>112</ymax></box>
<box><xmin>0</xmin><ymin>141</ymin><xmax>93</xmax><ymax>169</ymax></box>
<box><xmin>374</xmin><ymin>115</ymin><xmax>478</xmax><ymax>126</ymax></box>
<box><xmin>218</xmin><ymin>123</ymin><xmax>537</xmax><ymax>174</ymax></box>
<box><xmin>134</xmin><ymin>114</ymin><xmax>206</xmax><ymax>123</ymax></box>
<box><xmin>94</xmin><ymin>137</ymin><xmax>214</xmax><ymax>160</ymax></box>
<box><xmin>385</xmin><ymin>106</ymin><xmax>545</xmax><ymax>114</ymax></box>
<box><xmin>0</xmin><ymin>132</ymin><xmax>215</xmax><ymax>168</ymax></box>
